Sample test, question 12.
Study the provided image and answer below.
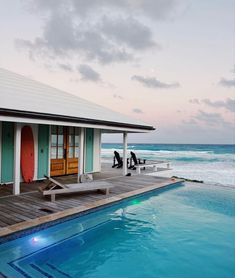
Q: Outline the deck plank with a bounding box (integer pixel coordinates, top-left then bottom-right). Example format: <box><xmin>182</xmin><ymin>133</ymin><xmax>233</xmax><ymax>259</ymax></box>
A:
<box><xmin>0</xmin><ymin>169</ymin><xmax>180</xmax><ymax>232</ymax></box>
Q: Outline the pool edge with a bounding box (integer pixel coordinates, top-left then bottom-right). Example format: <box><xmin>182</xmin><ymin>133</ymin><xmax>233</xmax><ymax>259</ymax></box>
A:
<box><xmin>0</xmin><ymin>179</ymin><xmax>183</xmax><ymax>240</ymax></box>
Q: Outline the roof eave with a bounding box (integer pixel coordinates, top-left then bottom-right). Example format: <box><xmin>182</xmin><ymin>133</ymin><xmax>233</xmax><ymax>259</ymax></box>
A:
<box><xmin>0</xmin><ymin>108</ymin><xmax>155</xmax><ymax>132</ymax></box>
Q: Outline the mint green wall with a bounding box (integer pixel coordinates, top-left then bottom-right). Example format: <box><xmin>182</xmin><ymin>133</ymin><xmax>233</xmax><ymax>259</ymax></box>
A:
<box><xmin>1</xmin><ymin>122</ymin><xmax>14</xmax><ymax>183</ymax></box>
<box><xmin>85</xmin><ymin>128</ymin><xmax>94</xmax><ymax>173</ymax></box>
<box><xmin>38</xmin><ymin>125</ymin><xmax>49</xmax><ymax>179</ymax></box>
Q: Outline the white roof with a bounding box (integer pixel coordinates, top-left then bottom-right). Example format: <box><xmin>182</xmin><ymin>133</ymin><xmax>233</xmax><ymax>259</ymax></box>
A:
<box><xmin>0</xmin><ymin>68</ymin><xmax>154</xmax><ymax>131</ymax></box>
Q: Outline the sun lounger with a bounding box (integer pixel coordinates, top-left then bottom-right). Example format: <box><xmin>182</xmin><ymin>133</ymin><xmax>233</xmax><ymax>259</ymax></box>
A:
<box><xmin>39</xmin><ymin>176</ymin><xmax>113</xmax><ymax>202</ymax></box>
<box><xmin>130</xmin><ymin>151</ymin><xmax>170</xmax><ymax>174</ymax></box>
<box><xmin>135</xmin><ymin>162</ymin><xmax>171</xmax><ymax>174</ymax></box>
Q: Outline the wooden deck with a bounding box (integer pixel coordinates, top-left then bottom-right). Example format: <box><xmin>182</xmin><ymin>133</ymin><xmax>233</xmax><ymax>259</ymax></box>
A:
<box><xmin>0</xmin><ymin>164</ymin><xmax>181</xmax><ymax>237</ymax></box>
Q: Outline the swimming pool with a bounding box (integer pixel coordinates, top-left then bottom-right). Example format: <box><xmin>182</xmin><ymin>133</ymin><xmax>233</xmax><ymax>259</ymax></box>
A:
<box><xmin>0</xmin><ymin>182</ymin><xmax>234</xmax><ymax>278</ymax></box>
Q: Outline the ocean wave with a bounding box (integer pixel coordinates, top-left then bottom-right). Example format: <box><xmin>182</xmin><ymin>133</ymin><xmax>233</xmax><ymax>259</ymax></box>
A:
<box><xmin>155</xmin><ymin>160</ymin><xmax>235</xmax><ymax>186</ymax></box>
<box><xmin>101</xmin><ymin>148</ymin><xmax>235</xmax><ymax>163</ymax></box>
<box><xmin>101</xmin><ymin>146</ymin><xmax>235</xmax><ymax>187</ymax></box>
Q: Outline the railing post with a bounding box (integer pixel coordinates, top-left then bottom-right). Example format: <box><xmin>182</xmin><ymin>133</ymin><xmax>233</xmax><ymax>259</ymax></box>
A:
<box><xmin>123</xmin><ymin>132</ymin><xmax>128</xmax><ymax>176</ymax></box>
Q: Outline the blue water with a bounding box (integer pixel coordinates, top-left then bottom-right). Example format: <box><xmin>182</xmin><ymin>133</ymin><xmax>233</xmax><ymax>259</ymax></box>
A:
<box><xmin>0</xmin><ymin>183</ymin><xmax>234</xmax><ymax>277</ymax></box>
<box><xmin>103</xmin><ymin>143</ymin><xmax>235</xmax><ymax>152</ymax></box>
<box><xmin>102</xmin><ymin>144</ymin><xmax>235</xmax><ymax>186</ymax></box>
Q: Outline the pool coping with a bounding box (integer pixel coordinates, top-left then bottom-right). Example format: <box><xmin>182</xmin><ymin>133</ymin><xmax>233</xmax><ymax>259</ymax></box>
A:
<box><xmin>0</xmin><ymin>178</ymin><xmax>183</xmax><ymax>240</ymax></box>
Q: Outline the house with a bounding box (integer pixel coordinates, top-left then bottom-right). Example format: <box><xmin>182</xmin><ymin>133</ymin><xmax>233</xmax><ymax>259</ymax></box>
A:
<box><xmin>0</xmin><ymin>68</ymin><xmax>154</xmax><ymax>195</ymax></box>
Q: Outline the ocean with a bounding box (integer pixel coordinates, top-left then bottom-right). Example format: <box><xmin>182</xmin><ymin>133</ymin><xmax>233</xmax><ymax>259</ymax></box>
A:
<box><xmin>101</xmin><ymin>144</ymin><xmax>235</xmax><ymax>188</ymax></box>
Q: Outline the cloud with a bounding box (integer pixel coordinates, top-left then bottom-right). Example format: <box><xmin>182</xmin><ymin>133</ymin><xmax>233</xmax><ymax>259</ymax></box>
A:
<box><xmin>100</xmin><ymin>16</ymin><xmax>157</xmax><ymax>50</ymax></box>
<box><xmin>58</xmin><ymin>63</ymin><xmax>73</xmax><ymax>72</ymax></box>
<box><xmin>133</xmin><ymin>108</ymin><xmax>144</xmax><ymax>114</ymax></box>
<box><xmin>179</xmin><ymin>118</ymin><xmax>235</xmax><ymax>144</ymax></box>
<box><xmin>113</xmin><ymin>94</ymin><xmax>124</xmax><ymax>100</ymax></box>
<box><xmin>78</xmin><ymin>64</ymin><xmax>101</xmax><ymax>82</ymax></box>
<box><xmin>182</xmin><ymin>118</ymin><xmax>198</xmax><ymax>125</ymax></box>
<box><xmin>219</xmin><ymin>78</ymin><xmax>235</xmax><ymax>87</ymax></box>
<box><xmin>202</xmin><ymin>98</ymin><xmax>235</xmax><ymax>113</ymax></box>
<box><xmin>131</xmin><ymin>75</ymin><xmax>180</xmax><ymax>89</ymax></box>
<box><xmin>189</xmin><ymin>98</ymin><xmax>200</xmax><ymax>104</ymax></box>
<box><xmin>189</xmin><ymin>98</ymin><xmax>235</xmax><ymax>113</ymax></box>
<box><xmin>195</xmin><ymin>110</ymin><xmax>223</xmax><ymax>125</ymax></box>
<box><xmin>15</xmin><ymin>12</ymin><xmax>134</xmax><ymax>64</ymax></box>
<box><xmin>193</xmin><ymin>110</ymin><xmax>232</xmax><ymax>127</ymax></box>
<box><xmin>26</xmin><ymin>0</ymin><xmax>180</xmax><ymax>20</ymax></box>
<box><xmin>16</xmin><ymin>0</ymin><xmax>181</xmax><ymax>66</ymax></box>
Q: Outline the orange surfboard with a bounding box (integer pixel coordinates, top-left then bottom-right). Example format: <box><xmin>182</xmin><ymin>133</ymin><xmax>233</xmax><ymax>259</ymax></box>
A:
<box><xmin>21</xmin><ymin>126</ymin><xmax>35</xmax><ymax>183</ymax></box>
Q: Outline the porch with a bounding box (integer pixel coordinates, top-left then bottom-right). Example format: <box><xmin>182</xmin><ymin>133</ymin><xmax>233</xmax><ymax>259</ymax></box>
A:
<box><xmin>0</xmin><ymin>166</ymin><xmax>182</xmax><ymax>236</ymax></box>
<box><xmin>0</xmin><ymin>121</ymin><xmax>132</xmax><ymax>196</ymax></box>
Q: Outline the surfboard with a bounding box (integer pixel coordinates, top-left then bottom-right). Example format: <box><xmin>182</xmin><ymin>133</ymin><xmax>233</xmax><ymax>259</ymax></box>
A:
<box><xmin>21</xmin><ymin>126</ymin><xmax>35</xmax><ymax>183</ymax></box>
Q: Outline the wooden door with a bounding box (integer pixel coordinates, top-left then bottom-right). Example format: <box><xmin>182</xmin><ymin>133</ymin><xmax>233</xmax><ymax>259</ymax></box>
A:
<box><xmin>50</xmin><ymin>126</ymin><xmax>66</xmax><ymax>176</ymax></box>
<box><xmin>50</xmin><ymin>126</ymin><xmax>79</xmax><ymax>176</ymax></box>
<box><xmin>66</xmin><ymin>127</ymin><xmax>79</xmax><ymax>175</ymax></box>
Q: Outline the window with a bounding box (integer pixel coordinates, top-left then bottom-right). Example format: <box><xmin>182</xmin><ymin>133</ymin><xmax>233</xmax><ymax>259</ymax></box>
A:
<box><xmin>68</xmin><ymin>127</ymin><xmax>79</xmax><ymax>158</ymax></box>
<box><xmin>50</xmin><ymin>126</ymin><xmax>79</xmax><ymax>160</ymax></box>
<box><xmin>51</xmin><ymin>126</ymin><xmax>64</xmax><ymax>159</ymax></box>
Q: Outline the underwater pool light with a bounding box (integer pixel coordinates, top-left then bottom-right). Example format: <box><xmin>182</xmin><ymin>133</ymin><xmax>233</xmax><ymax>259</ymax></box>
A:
<box><xmin>32</xmin><ymin>237</ymin><xmax>39</xmax><ymax>243</ymax></box>
<box><xmin>30</xmin><ymin>235</ymin><xmax>48</xmax><ymax>246</ymax></box>
<box><xmin>131</xmin><ymin>199</ymin><xmax>142</xmax><ymax>205</ymax></box>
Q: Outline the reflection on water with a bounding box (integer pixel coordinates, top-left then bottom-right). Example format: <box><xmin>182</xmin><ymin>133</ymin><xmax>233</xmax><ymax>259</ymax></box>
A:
<box><xmin>15</xmin><ymin>206</ymin><xmax>156</xmax><ymax>277</ymax></box>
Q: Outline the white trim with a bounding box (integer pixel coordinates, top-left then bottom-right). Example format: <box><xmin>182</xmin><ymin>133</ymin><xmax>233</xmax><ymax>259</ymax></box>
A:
<box><xmin>48</xmin><ymin>125</ymin><xmax>51</xmax><ymax>177</ymax></box>
<box><xmin>0</xmin><ymin>121</ymin><xmax>2</xmax><ymax>183</ymax></box>
<box><xmin>78</xmin><ymin>127</ymin><xmax>85</xmax><ymax>182</ymax></box>
<box><xmin>93</xmin><ymin>129</ymin><xmax>101</xmax><ymax>172</ymax></box>
<box><xmin>99</xmin><ymin>130</ymin><xmax>102</xmax><ymax>172</ymax></box>
<box><xmin>1</xmin><ymin>181</ymin><xmax>13</xmax><ymax>185</ymax></box>
<box><xmin>13</xmin><ymin>123</ymin><xmax>21</xmax><ymax>195</ymax></box>
<box><xmin>83</xmin><ymin>128</ymin><xmax>87</xmax><ymax>174</ymax></box>
<box><xmin>31</xmin><ymin>124</ymin><xmax>38</xmax><ymax>181</ymax></box>
<box><xmin>99</xmin><ymin>131</ymin><xmax>101</xmax><ymax>172</ymax></box>
<box><xmin>0</xmin><ymin>116</ymin><xmax>150</xmax><ymax>133</ymax></box>
<box><xmin>123</xmin><ymin>132</ymin><xmax>128</xmax><ymax>176</ymax></box>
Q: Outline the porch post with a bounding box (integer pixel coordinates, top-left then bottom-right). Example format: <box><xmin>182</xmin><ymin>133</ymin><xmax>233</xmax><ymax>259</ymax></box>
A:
<box><xmin>78</xmin><ymin>127</ymin><xmax>85</xmax><ymax>182</ymax></box>
<box><xmin>123</xmin><ymin>131</ymin><xmax>128</xmax><ymax>176</ymax></box>
<box><xmin>13</xmin><ymin>123</ymin><xmax>21</xmax><ymax>195</ymax></box>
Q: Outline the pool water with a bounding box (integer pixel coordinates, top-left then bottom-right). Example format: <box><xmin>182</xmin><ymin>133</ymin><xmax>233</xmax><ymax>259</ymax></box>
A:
<box><xmin>0</xmin><ymin>183</ymin><xmax>235</xmax><ymax>278</ymax></box>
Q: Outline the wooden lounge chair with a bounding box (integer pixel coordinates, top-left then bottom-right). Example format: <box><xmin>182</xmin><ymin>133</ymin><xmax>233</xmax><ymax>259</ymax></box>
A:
<box><xmin>129</xmin><ymin>151</ymin><xmax>146</xmax><ymax>169</ymax></box>
<box><xmin>112</xmin><ymin>151</ymin><xmax>123</xmax><ymax>168</ymax></box>
<box><xmin>39</xmin><ymin>176</ymin><xmax>113</xmax><ymax>202</ymax></box>
<box><xmin>112</xmin><ymin>151</ymin><xmax>130</xmax><ymax>168</ymax></box>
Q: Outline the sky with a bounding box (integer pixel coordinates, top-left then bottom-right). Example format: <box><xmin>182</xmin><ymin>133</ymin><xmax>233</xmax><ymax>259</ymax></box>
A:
<box><xmin>0</xmin><ymin>0</ymin><xmax>234</xmax><ymax>144</ymax></box>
